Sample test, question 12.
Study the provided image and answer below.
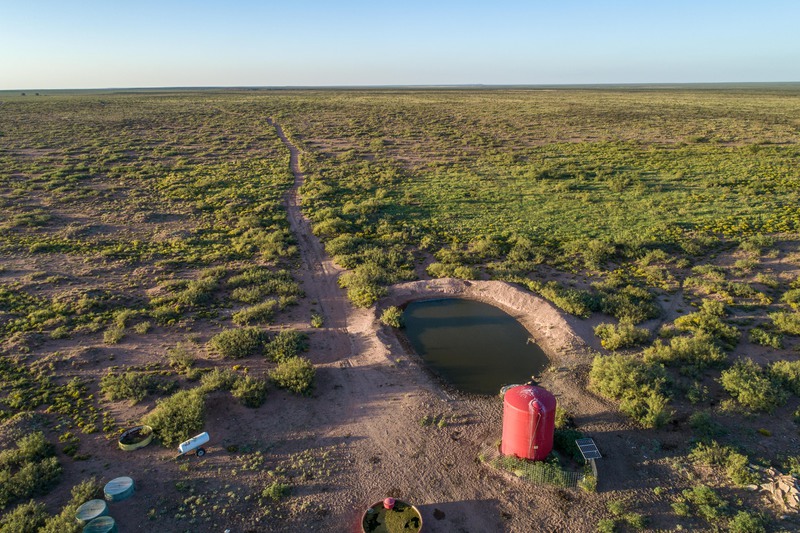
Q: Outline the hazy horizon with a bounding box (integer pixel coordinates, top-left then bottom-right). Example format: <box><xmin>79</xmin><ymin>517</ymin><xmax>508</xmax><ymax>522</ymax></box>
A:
<box><xmin>2</xmin><ymin>0</ymin><xmax>798</xmax><ymax>90</ymax></box>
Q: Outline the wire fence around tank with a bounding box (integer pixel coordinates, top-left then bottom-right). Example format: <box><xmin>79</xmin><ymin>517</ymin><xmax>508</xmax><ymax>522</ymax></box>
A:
<box><xmin>479</xmin><ymin>444</ymin><xmax>596</xmax><ymax>491</ymax></box>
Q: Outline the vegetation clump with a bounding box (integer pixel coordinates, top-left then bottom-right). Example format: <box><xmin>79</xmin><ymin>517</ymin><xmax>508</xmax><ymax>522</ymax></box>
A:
<box><xmin>269</xmin><ymin>357</ymin><xmax>315</xmax><ymax>395</ymax></box>
<box><xmin>594</xmin><ymin>320</ymin><xmax>649</xmax><ymax>350</ymax></box>
<box><xmin>643</xmin><ymin>332</ymin><xmax>726</xmax><ymax>375</ymax></box>
<box><xmin>589</xmin><ymin>354</ymin><xmax>671</xmax><ymax>428</ymax></box>
<box><xmin>208</xmin><ymin>327</ymin><xmax>265</xmax><ymax>359</ymax></box>
<box><xmin>689</xmin><ymin>440</ymin><xmax>758</xmax><ymax>486</ymax></box>
<box><xmin>0</xmin><ymin>431</ymin><xmax>62</xmax><ymax>510</ymax></box>
<box><xmin>719</xmin><ymin>359</ymin><xmax>788</xmax><ymax>412</ymax></box>
<box><xmin>100</xmin><ymin>370</ymin><xmax>174</xmax><ymax>404</ymax></box>
<box><xmin>142</xmin><ymin>387</ymin><xmax>206</xmax><ymax>447</ymax></box>
<box><xmin>265</xmin><ymin>329</ymin><xmax>308</xmax><ymax>363</ymax></box>
<box><xmin>380</xmin><ymin>306</ymin><xmax>404</xmax><ymax>328</ymax></box>
<box><xmin>231</xmin><ymin>375</ymin><xmax>268</xmax><ymax>408</ymax></box>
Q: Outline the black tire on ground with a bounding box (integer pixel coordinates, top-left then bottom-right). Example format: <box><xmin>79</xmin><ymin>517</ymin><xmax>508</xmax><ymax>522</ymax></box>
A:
<box><xmin>196</xmin><ymin>447</ymin><xmax>206</xmax><ymax>457</ymax></box>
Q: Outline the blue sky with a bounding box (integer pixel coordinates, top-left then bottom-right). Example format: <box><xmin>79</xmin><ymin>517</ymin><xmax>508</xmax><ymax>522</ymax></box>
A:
<box><xmin>1</xmin><ymin>0</ymin><xmax>798</xmax><ymax>89</ymax></box>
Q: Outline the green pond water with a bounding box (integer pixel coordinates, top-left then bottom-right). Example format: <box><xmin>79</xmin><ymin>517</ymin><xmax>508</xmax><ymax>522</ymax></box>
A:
<box><xmin>403</xmin><ymin>298</ymin><xmax>549</xmax><ymax>395</ymax></box>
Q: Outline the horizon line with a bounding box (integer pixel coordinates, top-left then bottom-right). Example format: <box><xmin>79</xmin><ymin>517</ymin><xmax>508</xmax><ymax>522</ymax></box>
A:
<box><xmin>3</xmin><ymin>81</ymin><xmax>800</xmax><ymax>93</ymax></box>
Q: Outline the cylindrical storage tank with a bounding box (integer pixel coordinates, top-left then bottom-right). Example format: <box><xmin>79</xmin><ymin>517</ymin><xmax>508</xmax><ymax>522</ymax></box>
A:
<box><xmin>501</xmin><ymin>384</ymin><xmax>556</xmax><ymax>461</ymax></box>
<box><xmin>75</xmin><ymin>499</ymin><xmax>108</xmax><ymax>524</ymax></box>
<box><xmin>83</xmin><ymin>516</ymin><xmax>117</xmax><ymax>533</ymax></box>
<box><xmin>178</xmin><ymin>432</ymin><xmax>209</xmax><ymax>455</ymax></box>
<box><xmin>104</xmin><ymin>476</ymin><xmax>135</xmax><ymax>502</ymax></box>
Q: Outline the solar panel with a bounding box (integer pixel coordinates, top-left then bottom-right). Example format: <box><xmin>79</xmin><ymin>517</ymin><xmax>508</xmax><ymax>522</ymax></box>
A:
<box><xmin>575</xmin><ymin>438</ymin><xmax>602</xmax><ymax>461</ymax></box>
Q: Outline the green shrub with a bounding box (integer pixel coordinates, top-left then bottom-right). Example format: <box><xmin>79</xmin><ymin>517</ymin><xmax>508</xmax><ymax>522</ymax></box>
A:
<box><xmin>265</xmin><ymin>330</ymin><xmax>308</xmax><ymax>363</ymax></box>
<box><xmin>380</xmin><ymin>306</ymin><xmax>404</xmax><ymax>328</ymax></box>
<box><xmin>674</xmin><ymin>300</ymin><xmax>739</xmax><ymax>347</ymax></box>
<box><xmin>232</xmin><ymin>375</ymin><xmax>268</xmax><ymax>408</ymax></box>
<box><xmin>208</xmin><ymin>327</ymin><xmax>265</xmax><ymax>359</ymax></box>
<box><xmin>0</xmin><ymin>500</ymin><xmax>47</xmax><ymax>532</ymax></box>
<box><xmin>232</xmin><ymin>300</ymin><xmax>278</xmax><ymax>325</ymax></box>
<box><xmin>769</xmin><ymin>311</ymin><xmax>800</xmax><ymax>336</ymax></box>
<box><xmin>689</xmin><ymin>440</ymin><xmax>758</xmax><ymax>485</ymax></box>
<box><xmin>719</xmin><ymin>359</ymin><xmax>788</xmax><ymax>412</ymax></box>
<box><xmin>100</xmin><ymin>371</ymin><xmax>157</xmax><ymax>404</ymax></box>
<box><xmin>269</xmin><ymin>357</ymin><xmax>315</xmax><ymax>395</ymax></box>
<box><xmin>142</xmin><ymin>387</ymin><xmax>206</xmax><ymax>447</ymax></box>
<box><xmin>596</xmin><ymin>518</ymin><xmax>616</xmax><ymax>533</ymax></box>
<box><xmin>310</xmin><ymin>313</ymin><xmax>324</xmax><ymax>328</ymax></box>
<box><xmin>167</xmin><ymin>343</ymin><xmax>195</xmax><ymax>373</ymax></box>
<box><xmin>0</xmin><ymin>432</ymin><xmax>62</xmax><ymax>510</ymax></box>
<box><xmin>766</xmin><ymin>360</ymin><xmax>800</xmax><ymax>396</ymax></box>
<box><xmin>589</xmin><ymin>354</ymin><xmax>671</xmax><ymax>428</ymax></box>
<box><xmin>643</xmin><ymin>332</ymin><xmax>726</xmax><ymax>373</ymax></box>
<box><xmin>594</xmin><ymin>320</ymin><xmax>649</xmax><ymax>350</ymax></box>
<box><xmin>261</xmin><ymin>480</ymin><xmax>290</xmax><ymax>501</ymax></box>
<box><xmin>748</xmin><ymin>326</ymin><xmax>783</xmax><ymax>348</ymax></box>
<box><xmin>199</xmin><ymin>368</ymin><xmax>238</xmax><ymax>392</ymax></box>
<box><xmin>553</xmin><ymin>428</ymin><xmax>584</xmax><ymax>462</ymax></box>
<box><xmin>529</xmin><ymin>280</ymin><xmax>596</xmax><ymax>318</ymax></box>
<box><xmin>688</xmin><ymin>411</ymin><xmax>726</xmax><ymax>441</ymax></box>
<box><xmin>597</xmin><ymin>284</ymin><xmax>660</xmax><ymax>324</ymax></box>
<box><xmin>781</xmin><ymin>288</ymin><xmax>800</xmax><ymax>311</ymax></box>
<box><xmin>103</xmin><ymin>324</ymin><xmax>125</xmax><ymax>344</ymax></box>
<box><xmin>40</xmin><ymin>477</ymin><xmax>100</xmax><ymax>533</ymax></box>
<box><xmin>727</xmin><ymin>511</ymin><xmax>766</xmax><ymax>533</ymax></box>
<box><xmin>676</xmin><ymin>484</ymin><xmax>728</xmax><ymax>522</ymax></box>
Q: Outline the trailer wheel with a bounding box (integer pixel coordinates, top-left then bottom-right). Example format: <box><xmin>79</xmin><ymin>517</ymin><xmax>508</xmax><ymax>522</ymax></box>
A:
<box><xmin>196</xmin><ymin>447</ymin><xmax>206</xmax><ymax>457</ymax></box>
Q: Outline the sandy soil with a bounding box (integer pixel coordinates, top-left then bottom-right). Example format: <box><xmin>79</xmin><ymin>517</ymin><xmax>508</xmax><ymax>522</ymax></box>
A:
<box><xmin>11</xmin><ymin>119</ymin><xmax>795</xmax><ymax>533</ymax></box>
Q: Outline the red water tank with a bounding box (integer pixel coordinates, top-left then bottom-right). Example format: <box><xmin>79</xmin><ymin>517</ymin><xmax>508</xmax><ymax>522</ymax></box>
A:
<box><xmin>501</xmin><ymin>384</ymin><xmax>556</xmax><ymax>461</ymax></box>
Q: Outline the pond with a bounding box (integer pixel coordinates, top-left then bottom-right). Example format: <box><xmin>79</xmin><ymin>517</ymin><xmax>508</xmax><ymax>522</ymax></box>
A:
<box><xmin>402</xmin><ymin>298</ymin><xmax>550</xmax><ymax>395</ymax></box>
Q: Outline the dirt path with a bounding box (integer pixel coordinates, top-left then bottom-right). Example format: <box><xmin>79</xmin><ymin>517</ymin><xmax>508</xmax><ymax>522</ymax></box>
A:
<box><xmin>268</xmin><ymin>119</ymin><xmax>647</xmax><ymax>532</ymax></box>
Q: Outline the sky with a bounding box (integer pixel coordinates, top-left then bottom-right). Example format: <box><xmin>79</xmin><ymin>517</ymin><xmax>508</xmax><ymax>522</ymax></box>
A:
<box><xmin>1</xmin><ymin>0</ymin><xmax>798</xmax><ymax>89</ymax></box>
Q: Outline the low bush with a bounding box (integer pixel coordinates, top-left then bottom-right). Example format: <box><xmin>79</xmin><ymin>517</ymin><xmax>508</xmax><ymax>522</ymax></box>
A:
<box><xmin>766</xmin><ymin>360</ymin><xmax>800</xmax><ymax>396</ymax></box>
<box><xmin>100</xmin><ymin>371</ymin><xmax>172</xmax><ymax>404</ymax></box>
<box><xmin>674</xmin><ymin>300</ymin><xmax>739</xmax><ymax>347</ymax></box>
<box><xmin>142</xmin><ymin>387</ymin><xmax>206</xmax><ymax>447</ymax></box>
<box><xmin>269</xmin><ymin>357</ymin><xmax>315</xmax><ymax>395</ymax></box>
<box><xmin>0</xmin><ymin>432</ymin><xmax>62</xmax><ymax>510</ymax></box>
<box><xmin>597</xmin><ymin>284</ymin><xmax>660</xmax><ymax>324</ymax></box>
<box><xmin>748</xmin><ymin>326</ymin><xmax>783</xmax><ymax>349</ymax></box>
<box><xmin>553</xmin><ymin>428</ymin><xmax>584</xmax><ymax>462</ymax></box>
<box><xmin>166</xmin><ymin>343</ymin><xmax>195</xmax><ymax>374</ymax></box>
<box><xmin>232</xmin><ymin>375</ymin><xmax>268</xmax><ymax>408</ymax></box>
<box><xmin>673</xmin><ymin>484</ymin><xmax>728</xmax><ymax>523</ymax></box>
<box><xmin>769</xmin><ymin>311</ymin><xmax>800</xmax><ymax>336</ymax></box>
<box><xmin>689</xmin><ymin>440</ymin><xmax>758</xmax><ymax>485</ymax></box>
<box><xmin>643</xmin><ymin>332</ymin><xmax>726</xmax><ymax>374</ymax></box>
<box><xmin>265</xmin><ymin>330</ymin><xmax>308</xmax><ymax>363</ymax></box>
<box><xmin>688</xmin><ymin>411</ymin><xmax>726</xmax><ymax>441</ymax></box>
<box><xmin>594</xmin><ymin>320</ymin><xmax>649</xmax><ymax>350</ymax></box>
<box><xmin>526</xmin><ymin>280</ymin><xmax>596</xmax><ymax>318</ymax></box>
<box><xmin>589</xmin><ymin>354</ymin><xmax>671</xmax><ymax>428</ymax></box>
<box><xmin>781</xmin><ymin>288</ymin><xmax>800</xmax><ymax>311</ymax></box>
<box><xmin>719</xmin><ymin>359</ymin><xmax>788</xmax><ymax>412</ymax></box>
<box><xmin>199</xmin><ymin>368</ymin><xmax>238</xmax><ymax>392</ymax></box>
<box><xmin>261</xmin><ymin>480</ymin><xmax>290</xmax><ymax>502</ymax></box>
<box><xmin>232</xmin><ymin>300</ymin><xmax>278</xmax><ymax>325</ymax></box>
<box><xmin>103</xmin><ymin>324</ymin><xmax>125</xmax><ymax>344</ymax></box>
<box><xmin>208</xmin><ymin>327</ymin><xmax>265</xmax><ymax>359</ymax></box>
<box><xmin>728</xmin><ymin>511</ymin><xmax>766</xmax><ymax>533</ymax></box>
<box><xmin>0</xmin><ymin>500</ymin><xmax>47</xmax><ymax>532</ymax></box>
<box><xmin>380</xmin><ymin>306</ymin><xmax>404</xmax><ymax>328</ymax></box>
